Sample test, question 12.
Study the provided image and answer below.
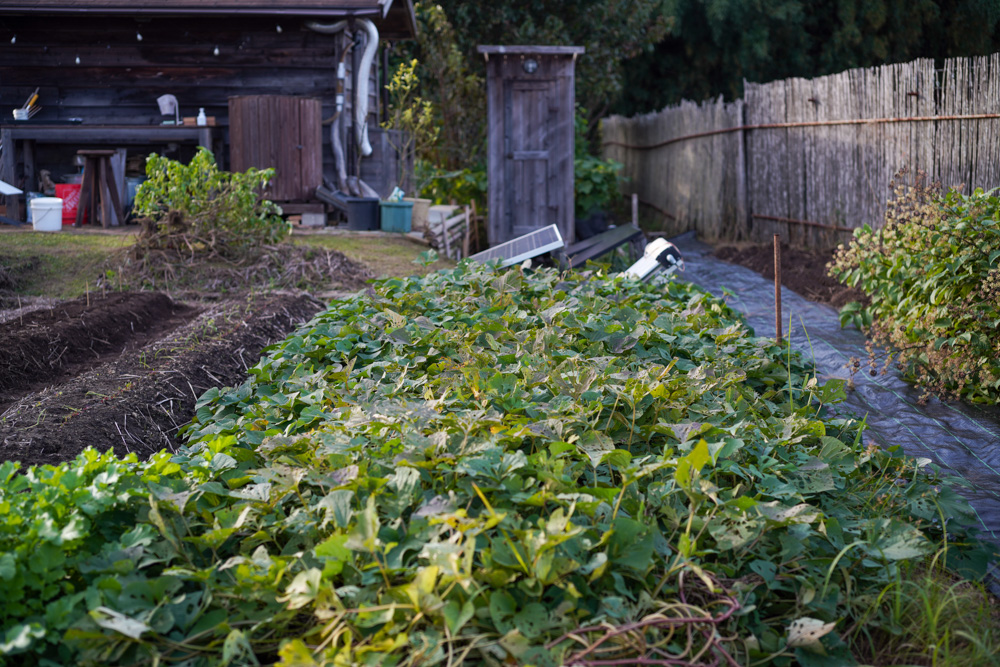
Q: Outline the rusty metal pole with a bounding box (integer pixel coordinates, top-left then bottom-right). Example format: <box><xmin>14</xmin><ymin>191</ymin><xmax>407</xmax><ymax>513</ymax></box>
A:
<box><xmin>774</xmin><ymin>234</ymin><xmax>782</xmax><ymax>344</ymax></box>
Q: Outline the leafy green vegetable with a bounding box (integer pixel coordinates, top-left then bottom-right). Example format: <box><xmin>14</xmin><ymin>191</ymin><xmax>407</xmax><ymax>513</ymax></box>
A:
<box><xmin>0</xmin><ymin>262</ymin><xmax>991</xmax><ymax>666</ymax></box>
<box><xmin>133</xmin><ymin>147</ymin><xmax>289</xmax><ymax>262</ymax></box>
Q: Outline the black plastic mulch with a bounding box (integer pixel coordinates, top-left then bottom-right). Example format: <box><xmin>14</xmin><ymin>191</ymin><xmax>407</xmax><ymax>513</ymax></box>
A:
<box><xmin>671</xmin><ymin>232</ymin><xmax>1000</xmax><ymax>543</ymax></box>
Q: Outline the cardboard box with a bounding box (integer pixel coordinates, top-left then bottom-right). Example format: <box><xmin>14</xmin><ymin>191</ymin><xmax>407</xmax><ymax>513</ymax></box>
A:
<box><xmin>182</xmin><ymin>117</ymin><xmax>217</xmax><ymax>127</ymax></box>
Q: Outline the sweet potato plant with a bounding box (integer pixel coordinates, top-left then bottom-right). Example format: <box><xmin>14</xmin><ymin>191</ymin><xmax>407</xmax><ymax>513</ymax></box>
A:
<box><xmin>0</xmin><ymin>263</ymin><xmax>993</xmax><ymax>666</ymax></box>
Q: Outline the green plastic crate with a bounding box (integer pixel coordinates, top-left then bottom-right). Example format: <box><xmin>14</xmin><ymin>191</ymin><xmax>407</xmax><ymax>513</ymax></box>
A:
<box><xmin>379</xmin><ymin>200</ymin><xmax>413</xmax><ymax>233</ymax></box>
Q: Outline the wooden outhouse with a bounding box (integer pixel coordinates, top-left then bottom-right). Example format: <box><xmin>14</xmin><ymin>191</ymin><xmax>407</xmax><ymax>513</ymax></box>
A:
<box><xmin>478</xmin><ymin>45</ymin><xmax>583</xmax><ymax>246</ymax></box>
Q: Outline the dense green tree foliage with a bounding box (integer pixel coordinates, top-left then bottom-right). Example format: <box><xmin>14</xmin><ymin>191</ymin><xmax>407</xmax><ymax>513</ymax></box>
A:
<box><xmin>399</xmin><ymin>0</ymin><xmax>999</xmax><ymax>191</ymax></box>
<box><xmin>429</xmin><ymin>0</ymin><xmax>669</xmax><ymax>124</ymax></box>
<box><xmin>615</xmin><ymin>0</ymin><xmax>1000</xmax><ymax>116</ymax></box>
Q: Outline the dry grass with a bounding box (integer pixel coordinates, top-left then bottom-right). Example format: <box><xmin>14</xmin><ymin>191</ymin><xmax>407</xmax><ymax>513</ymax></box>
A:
<box><xmin>0</xmin><ymin>227</ymin><xmax>132</xmax><ymax>299</ymax></box>
<box><xmin>288</xmin><ymin>229</ymin><xmax>452</xmax><ymax>278</ymax></box>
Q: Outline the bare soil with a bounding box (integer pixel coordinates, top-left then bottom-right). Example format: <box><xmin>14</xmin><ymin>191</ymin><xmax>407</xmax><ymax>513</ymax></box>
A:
<box><xmin>0</xmin><ymin>239</ymin><xmax>385</xmax><ymax>469</ymax></box>
<box><xmin>714</xmin><ymin>242</ymin><xmax>866</xmax><ymax>309</ymax></box>
<box><xmin>0</xmin><ymin>292</ymin><xmax>198</xmax><ymax>409</ymax></box>
<box><xmin>0</xmin><ymin>291</ymin><xmax>326</xmax><ymax>468</ymax></box>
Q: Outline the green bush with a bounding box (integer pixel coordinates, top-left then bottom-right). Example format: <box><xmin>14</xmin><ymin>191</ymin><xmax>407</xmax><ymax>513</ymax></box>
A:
<box><xmin>575</xmin><ymin>106</ymin><xmax>624</xmax><ymax>218</ymax></box>
<box><xmin>829</xmin><ymin>173</ymin><xmax>1000</xmax><ymax>403</ymax></box>
<box><xmin>416</xmin><ymin>159</ymin><xmax>487</xmax><ymax>207</ymax></box>
<box><xmin>575</xmin><ymin>154</ymin><xmax>623</xmax><ymax>218</ymax></box>
<box><xmin>133</xmin><ymin>147</ymin><xmax>288</xmax><ymax>262</ymax></box>
<box><xmin>2</xmin><ymin>263</ymin><xmax>991</xmax><ymax>666</ymax></box>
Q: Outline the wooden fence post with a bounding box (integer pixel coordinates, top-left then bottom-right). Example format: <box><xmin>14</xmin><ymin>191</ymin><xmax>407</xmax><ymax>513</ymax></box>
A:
<box><xmin>774</xmin><ymin>234</ymin><xmax>782</xmax><ymax>343</ymax></box>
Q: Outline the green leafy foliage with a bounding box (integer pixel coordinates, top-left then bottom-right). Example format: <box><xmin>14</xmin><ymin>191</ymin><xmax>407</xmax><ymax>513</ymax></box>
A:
<box><xmin>576</xmin><ymin>155</ymin><xmax>624</xmax><ymax>218</ymax></box>
<box><xmin>415</xmin><ymin>159</ymin><xmax>487</xmax><ymax>207</ymax></box>
<box><xmin>132</xmin><ymin>147</ymin><xmax>288</xmax><ymax>262</ymax></box>
<box><xmin>381</xmin><ymin>59</ymin><xmax>440</xmax><ymax>194</ymax></box>
<box><xmin>575</xmin><ymin>107</ymin><xmax>625</xmax><ymax>217</ymax></box>
<box><xmin>829</xmin><ymin>172</ymin><xmax>1000</xmax><ymax>403</ymax></box>
<box><xmin>0</xmin><ymin>264</ymin><xmax>992</xmax><ymax>665</ymax></box>
<box><xmin>410</xmin><ymin>3</ymin><xmax>486</xmax><ymax>170</ymax></box>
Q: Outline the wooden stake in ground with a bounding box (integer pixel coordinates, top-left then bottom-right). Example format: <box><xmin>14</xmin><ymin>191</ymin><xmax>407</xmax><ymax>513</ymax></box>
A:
<box><xmin>774</xmin><ymin>234</ymin><xmax>782</xmax><ymax>343</ymax></box>
<box><xmin>462</xmin><ymin>205</ymin><xmax>471</xmax><ymax>259</ymax></box>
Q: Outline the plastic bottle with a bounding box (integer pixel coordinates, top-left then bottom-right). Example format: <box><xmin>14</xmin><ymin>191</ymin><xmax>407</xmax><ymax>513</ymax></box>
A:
<box><xmin>197</xmin><ymin>108</ymin><xmax>207</xmax><ymax>126</ymax></box>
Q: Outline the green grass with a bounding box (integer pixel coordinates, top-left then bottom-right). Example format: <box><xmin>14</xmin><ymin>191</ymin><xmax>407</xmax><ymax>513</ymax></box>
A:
<box><xmin>851</xmin><ymin>553</ymin><xmax>1000</xmax><ymax>666</ymax></box>
<box><xmin>0</xmin><ymin>228</ymin><xmax>450</xmax><ymax>300</ymax></box>
<box><xmin>290</xmin><ymin>232</ymin><xmax>452</xmax><ymax>278</ymax></box>
<box><xmin>0</xmin><ymin>229</ymin><xmax>132</xmax><ymax>299</ymax></box>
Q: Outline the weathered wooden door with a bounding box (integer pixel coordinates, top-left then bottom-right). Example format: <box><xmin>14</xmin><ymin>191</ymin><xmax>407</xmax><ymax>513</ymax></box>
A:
<box><xmin>480</xmin><ymin>46</ymin><xmax>583</xmax><ymax>246</ymax></box>
<box><xmin>504</xmin><ymin>80</ymin><xmax>557</xmax><ymax>239</ymax></box>
<box><xmin>229</xmin><ymin>95</ymin><xmax>322</xmax><ymax>202</ymax></box>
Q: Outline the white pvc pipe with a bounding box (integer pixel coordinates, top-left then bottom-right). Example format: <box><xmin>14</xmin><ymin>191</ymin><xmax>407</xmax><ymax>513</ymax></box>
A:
<box><xmin>330</xmin><ymin>115</ymin><xmax>348</xmax><ymax>191</ymax></box>
<box><xmin>354</xmin><ymin>18</ymin><xmax>378</xmax><ymax>157</ymax></box>
<box><xmin>306</xmin><ymin>18</ymin><xmax>377</xmax><ymax>157</ymax></box>
<box><xmin>304</xmin><ymin>19</ymin><xmax>347</xmax><ymax>35</ymax></box>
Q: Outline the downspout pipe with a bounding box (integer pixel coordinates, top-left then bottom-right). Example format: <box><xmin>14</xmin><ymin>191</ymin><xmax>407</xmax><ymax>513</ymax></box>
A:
<box><xmin>306</xmin><ymin>20</ymin><xmax>350</xmax><ymax>190</ymax></box>
<box><xmin>353</xmin><ymin>18</ymin><xmax>378</xmax><ymax>157</ymax></box>
<box><xmin>305</xmin><ymin>18</ymin><xmax>376</xmax><ymax>157</ymax></box>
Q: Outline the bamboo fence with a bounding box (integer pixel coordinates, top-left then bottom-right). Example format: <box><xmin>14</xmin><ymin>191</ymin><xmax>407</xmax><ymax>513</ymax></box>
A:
<box><xmin>603</xmin><ymin>97</ymin><xmax>746</xmax><ymax>241</ymax></box>
<box><xmin>602</xmin><ymin>53</ymin><xmax>1000</xmax><ymax>247</ymax></box>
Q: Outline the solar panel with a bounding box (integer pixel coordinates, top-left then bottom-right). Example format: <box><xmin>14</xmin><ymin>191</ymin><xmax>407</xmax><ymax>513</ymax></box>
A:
<box><xmin>468</xmin><ymin>225</ymin><xmax>565</xmax><ymax>268</ymax></box>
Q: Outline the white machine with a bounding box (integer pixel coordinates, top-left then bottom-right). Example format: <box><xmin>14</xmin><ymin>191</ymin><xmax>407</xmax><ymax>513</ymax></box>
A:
<box><xmin>622</xmin><ymin>238</ymin><xmax>684</xmax><ymax>281</ymax></box>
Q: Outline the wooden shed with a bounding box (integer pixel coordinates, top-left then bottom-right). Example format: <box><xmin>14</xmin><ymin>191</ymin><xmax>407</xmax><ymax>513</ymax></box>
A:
<box><xmin>0</xmin><ymin>0</ymin><xmax>416</xmax><ymax>221</ymax></box>
<box><xmin>478</xmin><ymin>45</ymin><xmax>583</xmax><ymax>246</ymax></box>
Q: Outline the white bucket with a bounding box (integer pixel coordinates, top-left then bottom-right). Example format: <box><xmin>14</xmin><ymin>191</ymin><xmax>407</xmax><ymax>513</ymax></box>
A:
<box><xmin>30</xmin><ymin>197</ymin><xmax>63</xmax><ymax>231</ymax></box>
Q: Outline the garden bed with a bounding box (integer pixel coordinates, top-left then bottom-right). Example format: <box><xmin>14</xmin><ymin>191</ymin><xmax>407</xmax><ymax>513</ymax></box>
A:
<box><xmin>714</xmin><ymin>241</ymin><xmax>866</xmax><ymax>309</ymax></box>
<box><xmin>0</xmin><ymin>223</ymin><xmax>451</xmax><ymax>468</ymax></box>
<box><xmin>1</xmin><ymin>262</ymin><xmax>994</xmax><ymax>666</ymax></box>
<box><xmin>0</xmin><ymin>291</ymin><xmax>325</xmax><ymax>468</ymax></box>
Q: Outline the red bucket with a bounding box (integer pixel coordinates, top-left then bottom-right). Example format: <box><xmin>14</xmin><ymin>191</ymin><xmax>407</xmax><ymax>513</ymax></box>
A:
<box><xmin>55</xmin><ymin>183</ymin><xmax>85</xmax><ymax>225</ymax></box>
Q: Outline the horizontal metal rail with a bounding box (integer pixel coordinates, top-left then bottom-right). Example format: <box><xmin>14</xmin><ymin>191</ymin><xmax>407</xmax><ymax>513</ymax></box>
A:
<box><xmin>602</xmin><ymin>113</ymin><xmax>1000</xmax><ymax>151</ymax></box>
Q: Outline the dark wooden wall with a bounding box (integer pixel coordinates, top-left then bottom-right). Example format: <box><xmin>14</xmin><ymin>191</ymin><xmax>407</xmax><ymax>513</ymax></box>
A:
<box><xmin>0</xmin><ymin>15</ymin><xmax>384</xmax><ymax>196</ymax></box>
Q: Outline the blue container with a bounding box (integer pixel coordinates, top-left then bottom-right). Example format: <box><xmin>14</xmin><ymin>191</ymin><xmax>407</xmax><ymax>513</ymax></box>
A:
<box><xmin>379</xmin><ymin>200</ymin><xmax>413</xmax><ymax>233</ymax></box>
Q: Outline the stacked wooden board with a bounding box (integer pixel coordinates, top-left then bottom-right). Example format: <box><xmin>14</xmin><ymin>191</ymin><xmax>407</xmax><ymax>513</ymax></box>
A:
<box><xmin>425</xmin><ymin>205</ymin><xmax>472</xmax><ymax>260</ymax></box>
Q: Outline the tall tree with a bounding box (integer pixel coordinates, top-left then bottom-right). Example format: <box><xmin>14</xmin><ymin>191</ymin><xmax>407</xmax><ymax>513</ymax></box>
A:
<box><xmin>433</xmin><ymin>0</ymin><xmax>669</xmax><ymax>125</ymax></box>
<box><xmin>409</xmin><ymin>4</ymin><xmax>488</xmax><ymax>169</ymax></box>
<box><xmin>614</xmin><ymin>0</ymin><xmax>1000</xmax><ymax>116</ymax></box>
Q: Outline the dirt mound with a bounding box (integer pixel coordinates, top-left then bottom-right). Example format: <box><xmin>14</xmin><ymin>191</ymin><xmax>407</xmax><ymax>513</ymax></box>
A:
<box><xmin>0</xmin><ymin>292</ymin><xmax>198</xmax><ymax>408</ymax></box>
<box><xmin>715</xmin><ymin>243</ymin><xmax>866</xmax><ymax>310</ymax></box>
<box><xmin>0</xmin><ymin>292</ymin><xmax>325</xmax><ymax>468</ymax></box>
<box><xmin>119</xmin><ymin>244</ymin><xmax>375</xmax><ymax>296</ymax></box>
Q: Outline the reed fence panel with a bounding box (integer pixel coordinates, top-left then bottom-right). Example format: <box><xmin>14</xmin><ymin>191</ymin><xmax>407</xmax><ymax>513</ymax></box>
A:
<box><xmin>602</xmin><ymin>97</ymin><xmax>745</xmax><ymax>241</ymax></box>
<box><xmin>603</xmin><ymin>54</ymin><xmax>1000</xmax><ymax>249</ymax></box>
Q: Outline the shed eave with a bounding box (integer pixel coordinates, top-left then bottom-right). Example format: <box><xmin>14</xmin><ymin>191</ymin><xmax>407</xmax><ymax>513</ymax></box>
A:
<box><xmin>0</xmin><ymin>6</ymin><xmax>383</xmax><ymax>16</ymax></box>
<box><xmin>477</xmin><ymin>45</ymin><xmax>586</xmax><ymax>56</ymax></box>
